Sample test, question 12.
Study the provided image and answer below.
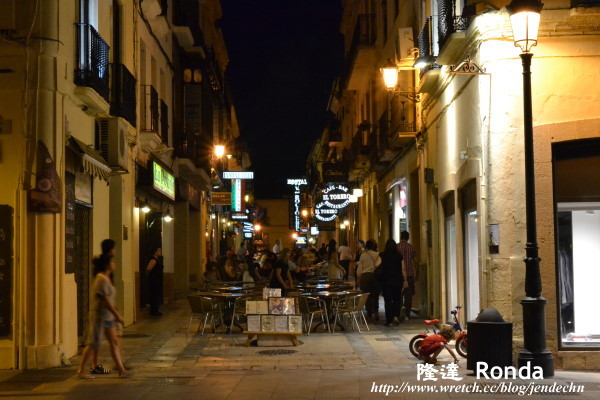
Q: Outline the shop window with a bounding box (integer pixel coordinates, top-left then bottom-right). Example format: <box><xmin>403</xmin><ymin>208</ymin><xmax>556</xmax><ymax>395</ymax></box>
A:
<box><xmin>554</xmin><ymin>138</ymin><xmax>600</xmax><ymax>348</ymax></box>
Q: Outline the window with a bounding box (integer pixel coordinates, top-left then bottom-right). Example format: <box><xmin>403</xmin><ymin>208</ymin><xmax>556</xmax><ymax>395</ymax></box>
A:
<box><xmin>554</xmin><ymin>138</ymin><xmax>600</xmax><ymax>348</ymax></box>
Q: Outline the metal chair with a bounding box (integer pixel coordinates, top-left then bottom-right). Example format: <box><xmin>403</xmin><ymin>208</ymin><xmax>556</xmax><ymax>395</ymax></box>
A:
<box><xmin>229</xmin><ymin>295</ymin><xmax>263</xmax><ymax>334</ymax></box>
<box><xmin>332</xmin><ymin>293</ymin><xmax>370</xmax><ymax>333</ymax></box>
<box><xmin>187</xmin><ymin>296</ymin><xmax>223</xmax><ymax>335</ymax></box>
<box><xmin>296</xmin><ymin>296</ymin><xmax>330</xmax><ymax>334</ymax></box>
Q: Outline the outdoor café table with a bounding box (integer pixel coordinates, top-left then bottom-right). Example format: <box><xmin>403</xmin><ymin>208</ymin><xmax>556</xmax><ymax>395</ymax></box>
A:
<box><xmin>208</xmin><ymin>286</ymin><xmax>245</xmax><ymax>292</ymax></box>
<box><xmin>299</xmin><ymin>291</ymin><xmax>351</xmax><ymax>332</ymax></box>
<box><xmin>196</xmin><ymin>291</ymin><xmax>249</xmax><ymax>332</ymax></box>
<box><xmin>297</xmin><ymin>283</ymin><xmax>334</xmax><ymax>292</ymax></box>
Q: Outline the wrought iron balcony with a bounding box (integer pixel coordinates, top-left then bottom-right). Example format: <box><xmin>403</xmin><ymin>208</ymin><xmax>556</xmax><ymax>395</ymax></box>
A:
<box><xmin>141</xmin><ymin>85</ymin><xmax>159</xmax><ymax>133</ymax></box>
<box><xmin>75</xmin><ymin>23</ymin><xmax>110</xmax><ymax>102</ymax></box>
<box><xmin>110</xmin><ymin>63</ymin><xmax>136</xmax><ymax>127</ymax></box>
<box><xmin>437</xmin><ymin>0</ymin><xmax>469</xmax><ymax>51</ymax></box>
<box><xmin>160</xmin><ymin>99</ymin><xmax>169</xmax><ymax>143</ymax></box>
<box><xmin>340</xmin><ymin>14</ymin><xmax>376</xmax><ymax>89</ymax></box>
<box><xmin>571</xmin><ymin>0</ymin><xmax>600</xmax><ymax>6</ymax></box>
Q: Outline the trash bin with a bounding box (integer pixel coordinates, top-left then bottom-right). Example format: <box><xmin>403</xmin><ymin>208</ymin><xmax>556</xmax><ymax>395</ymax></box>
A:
<box><xmin>466</xmin><ymin>308</ymin><xmax>512</xmax><ymax>371</ymax></box>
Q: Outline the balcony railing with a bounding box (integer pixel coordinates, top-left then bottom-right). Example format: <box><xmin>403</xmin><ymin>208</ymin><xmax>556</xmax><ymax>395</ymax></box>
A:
<box><xmin>160</xmin><ymin>99</ymin><xmax>169</xmax><ymax>143</ymax></box>
<box><xmin>75</xmin><ymin>23</ymin><xmax>110</xmax><ymax>101</ymax></box>
<box><xmin>571</xmin><ymin>0</ymin><xmax>600</xmax><ymax>6</ymax></box>
<box><xmin>110</xmin><ymin>63</ymin><xmax>136</xmax><ymax>127</ymax></box>
<box><xmin>437</xmin><ymin>0</ymin><xmax>469</xmax><ymax>51</ymax></box>
<box><xmin>340</xmin><ymin>14</ymin><xmax>376</xmax><ymax>88</ymax></box>
<box><xmin>390</xmin><ymin>95</ymin><xmax>417</xmax><ymax>135</ymax></box>
<box><xmin>418</xmin><ymin>17</ymin><xmax>434</xmax><ymax>60</ymax></box>
<box><xmin>141</xmin><ymin>85</ymin><xmax>159</xmax><ymax>132</ymax></box>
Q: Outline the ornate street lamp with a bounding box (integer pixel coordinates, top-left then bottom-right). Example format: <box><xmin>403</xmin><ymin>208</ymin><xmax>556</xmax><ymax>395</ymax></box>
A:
<box><xmin>214</xmin><ymin>145</ymin><xmax>225</xmax><ymax>158</ymax></box>
<box><xmin>507</xmin><ymin>0</ymin><xmax>554</xmax><ymax>377</ymax></box>
<box><xmin>381</xmin><ymin>58</ymin><xmax>399</xmax><ymax>90</ymax></box>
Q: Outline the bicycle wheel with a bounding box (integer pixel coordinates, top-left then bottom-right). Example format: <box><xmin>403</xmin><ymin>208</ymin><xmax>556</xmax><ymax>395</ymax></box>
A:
<box><xmin>409</xmin><ymin>335</ymin><xmax>424</xmax><ymax>358</ymax></box>
<box><xmin>455</xmin><ymin>335</ymin><xmax>467</xmax><ymax>358</ymax></box>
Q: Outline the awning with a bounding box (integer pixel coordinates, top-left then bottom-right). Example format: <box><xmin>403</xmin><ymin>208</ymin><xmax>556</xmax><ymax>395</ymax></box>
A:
<box><xmin>68</xmin><ymin>136</ymin><xmax>112</xmax><ymax>182</ymax></box>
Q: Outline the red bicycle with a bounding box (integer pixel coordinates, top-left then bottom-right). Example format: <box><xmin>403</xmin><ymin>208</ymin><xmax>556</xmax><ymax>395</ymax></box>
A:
<box><xmin>409</xmin><ymin>305</ymin><xmax>468</xmax><ymax>358</ymax></box>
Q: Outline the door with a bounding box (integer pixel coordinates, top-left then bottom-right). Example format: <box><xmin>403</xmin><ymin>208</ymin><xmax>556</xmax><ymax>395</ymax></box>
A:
<box><xmin>464</xmin><ymin>210</ymin><xmax>480</xmax><ymax>321</ymax></box>
<box><xmin>445</xmin><ymin>216</ymin><xmax>457</xmax><ymax>320</ymax></box>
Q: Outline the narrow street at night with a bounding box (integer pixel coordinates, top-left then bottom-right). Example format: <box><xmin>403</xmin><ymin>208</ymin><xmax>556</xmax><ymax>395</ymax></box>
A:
<box><xmin>1</xmin><ymin>0</ymin><xmax>600</xmax><ymax>399</ymax></box>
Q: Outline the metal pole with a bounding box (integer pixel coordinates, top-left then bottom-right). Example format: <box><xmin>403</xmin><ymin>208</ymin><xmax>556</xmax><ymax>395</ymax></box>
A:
<box><xmin>517</xmin><ymin>52</ymin><xmax>554</xmax><ymax>377</ymax></box>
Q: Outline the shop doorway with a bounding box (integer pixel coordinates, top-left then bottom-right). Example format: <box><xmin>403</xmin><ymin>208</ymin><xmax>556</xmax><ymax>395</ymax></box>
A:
<box><xmin>461</xmin><ymin>180</ymin><xmax>480</xmax><ymax>321</ymax></box>
<box><xmin>443</xmin><ymin>193</ymin><xmax>457</xmax><ymax>320</ymax></box>
<box><xmin>139</xmin><ymin>212</ymin><xmax>163</xmax><ymax>310</ymax></box>
<box><xmin>74</xmin><ymin>204</ymin><xmax>91</xmax><ymax>339</ymax></box>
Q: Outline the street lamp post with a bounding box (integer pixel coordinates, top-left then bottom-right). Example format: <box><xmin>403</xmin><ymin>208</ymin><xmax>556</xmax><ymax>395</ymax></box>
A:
<box><xmin>507</xmin><ymin>0</ymin><xmax>554</xmax><ymax>377</ymax></box>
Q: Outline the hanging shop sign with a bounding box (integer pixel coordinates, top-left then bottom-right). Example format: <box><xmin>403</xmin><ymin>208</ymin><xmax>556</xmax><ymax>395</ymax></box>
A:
<box><xmin>242</xmin><ymin>222</ymin><xmax>254</xmax><ymax>233</ymax></box>
<box><xmin>211</xmin><ymin>192</ymin><xmax>231</xmax><ymax>205</ymax></box>
<box><xmin>0</xmin><ymin>205</ymin><xmax>13</xmax><ymax>337</ymax></box>
<box><xmin>153</xmin><ymin>162</ymin><xmax>175</xmax><ymax>200</ymax></box>
<box><xmin>314</xmin><ymin>201</ymin><xmax>337</xmax><ymax>222</ymax></box>
<box><xmin>223</xmin><ymin>171</ymin><xmax>254</xmax><ymax>179</ymax></box>
<box><xmin>287</xmin><ymin>178</ymin><xmax>307</xmax><ymax>231</ymax></box>
<box><xmin>232</xmin><ymin>212</ymin><xmax>249</xmax><ymax>220</ymax></box>
<box><xmin>295</xmin><ymin>236</ymin><xmax>307</xmax><ymax>246</ymax></box>
<box><xmin>321</xmin><ymin>184</ymin><xmax>350</xmax><ymax>209</ymax></box>
<box><xmin>310</xmin><ymin>226</ymin><xmax>319</xmax><ymax>236</ymax></box>
<box><xmin>231</xmin><ymin>178</ymin><xmax>243</xmax><ymax>212</ymax></box>
<box><xmin>322</xmin><ymin>161</ymin><xmax>348</xmax><ymax>183</ymax></box>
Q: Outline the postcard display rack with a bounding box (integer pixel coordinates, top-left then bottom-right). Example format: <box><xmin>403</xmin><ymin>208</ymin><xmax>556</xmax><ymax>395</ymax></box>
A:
<box><xmin>243</xmin><ymin>288</ymin><xmax>303</xmax><ymax>346</ymax></box>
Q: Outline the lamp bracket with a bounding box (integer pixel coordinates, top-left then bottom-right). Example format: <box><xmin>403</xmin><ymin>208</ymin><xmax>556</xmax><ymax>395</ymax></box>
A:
<box><xmin>391</xmin><ymin>88</ymin><xmax>421</xmax><ymax>103</ymax></box>
<box><xmin>448</xmin><ymin>55</ymin><xmax>487</xmax><ymax>75</ymax></box>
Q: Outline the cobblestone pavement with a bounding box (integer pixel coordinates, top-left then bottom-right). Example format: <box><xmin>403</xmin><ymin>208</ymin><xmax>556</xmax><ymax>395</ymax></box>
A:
<box><xmin>1</xmin><ymin>299</ymin><xmax>599</xmax><ymax>399</ymax></box>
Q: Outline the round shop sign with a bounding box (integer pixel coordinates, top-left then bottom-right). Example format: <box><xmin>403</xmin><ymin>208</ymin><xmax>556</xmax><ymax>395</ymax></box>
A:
<box><xmin>315</xmin><ymin>201</ymin><xmax>338</xmax><ymax>222</ymax></box>
<box><xmin>321</xmin><ymin>184</ymin><xmax>350</xmax><ymax>209</ymax></box>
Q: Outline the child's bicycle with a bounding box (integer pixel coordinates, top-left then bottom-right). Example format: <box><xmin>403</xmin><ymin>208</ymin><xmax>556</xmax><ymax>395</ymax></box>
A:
<box><xmin>408</xmin><ymin>305</ymin><xmax>468</xmax><ymax>358</ymax></box>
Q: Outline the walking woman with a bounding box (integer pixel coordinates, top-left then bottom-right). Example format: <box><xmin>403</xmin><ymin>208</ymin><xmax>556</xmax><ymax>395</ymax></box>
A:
<box><xmin>327</xmin><ymin>239</ymin><xmax>346</xmax><ymax>280</ymax></box>
<box><xmin>356</xmin><ymin>239</ymin><xmax>381</xmax><ymax>321</ymax></box>
<box><xmin>77</xmin><ymin>256</ymin><xmax>131</xmax><ymax>378</ymax></box>
<box><xmin>146</xmin><ymin>247</ymin><xmax>164</xmax><ymax>316</ymax></box>
<box><xmin>379</xmin><ymin>239</ymin><xmax>405</xmax><ymax>326</ymax></box>
<box><xmin>270</xmin><ymin>248</ymin><xmax>294</xmax><ymax>295</ymax></box>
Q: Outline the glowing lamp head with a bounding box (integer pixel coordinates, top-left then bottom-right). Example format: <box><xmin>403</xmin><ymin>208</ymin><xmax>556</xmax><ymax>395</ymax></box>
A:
<box><xmin>381</xmin><ymin>58</ymin><xmax>399</xmax><ymax>90</ymax></box>
<box><xmin>301</xmin><ymin>209</ymin><xmax>308</xmax><ymax>217</ymax></box>
<box><xmin>141</xmin><ymin>205</ymin><xmax>151</xmax><ymax>213</ymax></box>
<box><xmin>214</xmin><ymin>145</ymin><xmax>225</xmax><ymax>158</ymax></box>
<box><xmin>340</xmin><ymin>223</ymin><xmax>346</xmax><ymax>230</ymax></box>
<box><xmin>292</xmin><ymin>232</ymin><xmax>298</xmax><ymax>239</ymax></box>
<box><xmin>507</xmin><ymin>0</ymin><xmax>543</xmax><ymax>53</ymax></box>
<box><xmin>343</xmin><ymin>220</ymin><xmax>350</xmax><ymax>226</ymax></box>
<box><xmin>254</xmin><ymin>224</ymin><xmax>261</xmax><ymax>231</ymax></box>
<box><xmin>163</xmin><ymin>213</ymin><xmax>173</xmax><ymax>223</ymax></box>
<box><xmin>349</xmin><ymin>194</ymin><xmax>358</xmax><ymax>203</ymax></box>
<box><xmin>353</xmin><ymin>188</ymin><xmax>364</xmax><ymax>197</ymax></box>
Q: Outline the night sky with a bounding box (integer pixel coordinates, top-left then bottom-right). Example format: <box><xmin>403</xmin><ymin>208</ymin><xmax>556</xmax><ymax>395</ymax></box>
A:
<box><xmin>220</xmin><ymin>0</ymin><xmax>344</xmax><ymax>198</ymax></box>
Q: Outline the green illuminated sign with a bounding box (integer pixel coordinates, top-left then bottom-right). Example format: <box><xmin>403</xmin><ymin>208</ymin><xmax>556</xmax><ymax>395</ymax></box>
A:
<box><xmin>153</xmin><ymin>162</ymin><xmax>175</xmax><ymax>200</ymax></box>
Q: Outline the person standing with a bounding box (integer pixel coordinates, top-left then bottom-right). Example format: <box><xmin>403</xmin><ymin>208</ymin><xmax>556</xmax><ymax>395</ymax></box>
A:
<box><xmin>354</xmin><ymin>239</ymin><xmax>365</xmax><ymax>287</ymax></box>
<box><xmin>236</xmin><ymin>240</ymin><xmax>248</xmax><ymax>261</ymax></box>
<box><xmin>326</xmin><ymin>239</ymin><xmax>345</xmax><ymax>280</ymax></box>
<box><xmin>77</xmin><ymin>256</ymin><xmax>131</xmax><ymax>378</ymax></box>
<box><xmin>379</xmin><ymin>239</ymin><xmax>404</xmax><ymax>326</ymax></box>
<box><xmin>356</xmin><ymin>239</ymin><xmax>381</xmax><ymax>321</ymax></box>
<box><xmin>146</xmin><ymin>247</ymin><xmax>164</xmax><ymax>316</ymax></box>
<box><xmin>270</xmin><ymin>249</ymin><xmax>294</xmax><ymax>295</ymax></box>
<box><xmin>338</xmin><ymin>240</ymin><xmax>352</xmax><ymax>280</ymax></box>
<box><xmin>272</xmin><ymin>239</ymin><xmax>281</xmax><ymax>255</ymax></box>
<box><xmin>397</xmin><ymin>231</ymin><xmax>417</xmax><ymax>320</ymax></box>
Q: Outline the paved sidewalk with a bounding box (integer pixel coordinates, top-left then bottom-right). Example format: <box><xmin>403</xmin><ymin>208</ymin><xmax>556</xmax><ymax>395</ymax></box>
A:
<box><xmin>0</xmin><ymin>299</ymin><xmax>599</xmax><ymax>399</ymax></box>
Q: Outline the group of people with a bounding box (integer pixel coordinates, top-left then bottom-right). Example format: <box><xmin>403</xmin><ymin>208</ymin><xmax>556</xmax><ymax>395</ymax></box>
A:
<box><xmin>355</xmin><ymin>231</ymin><xmax>417</xmax><ymax>327</ymax></box>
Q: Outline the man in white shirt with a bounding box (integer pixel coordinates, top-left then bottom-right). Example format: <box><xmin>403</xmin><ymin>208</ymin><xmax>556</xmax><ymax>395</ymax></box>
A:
<box><xmin>338</xmin><ymin>240</ymin><xmax>352</xmax><ymax>280</ymax></box>
<box><xmin>236</xmin><ymin>241</ymin><xmax>248</xmax><ymax>261</ymax></box>
<box><xmin>272</xmin><ymin>239</ymin><xmax>281</xmax><ymax>254</ymax></box>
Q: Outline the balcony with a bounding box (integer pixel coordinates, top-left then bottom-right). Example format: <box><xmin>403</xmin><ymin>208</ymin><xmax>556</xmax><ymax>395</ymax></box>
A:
<box><xmin>341</xmin><ymin>14</ymin><xmax>377</xmax><ymax>91</ymax></box>
<box><xmin>160</xmin><ymin>99</ymin><xmax>169</xmax><ymax>144</ymax></box>
<box><xmin>110</xmin><ymin>63</ymin><xmax>136</xmax><ymax>127</ymax></box>
<box><xmin>349</xmin><ymin>126</ymin><xmax>372</xmax><ymax>172</ymax></box>
<box><xmin>389</xmin><ymin>95</ymin><xmax>418</xmax><ymax>149</ymax></box>
<box><xmin>74</xmin><ymin>23</ymin><xmax>110</xmax><ymax>113</ymax></box>
<box><xmin>172</xmin><ymin>0</ymin><xmax>203</xmax><ymax>50</ymax></box>
<box><xmin>437</xmin><ymin>0</ymin><xmax>469</xmax><ymax>65</ymax></box>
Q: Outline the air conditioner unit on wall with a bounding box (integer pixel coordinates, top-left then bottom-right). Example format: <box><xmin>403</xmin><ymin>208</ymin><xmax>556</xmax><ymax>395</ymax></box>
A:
<box><xmin>397</xmin><ymin>27</ymin><xmax>414</xmax><ymax>59</ymax></box>
<box><xmin>98</xmin><ymin>117</ymin><xmax>128</xmax><ymax>171</ymax></box>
